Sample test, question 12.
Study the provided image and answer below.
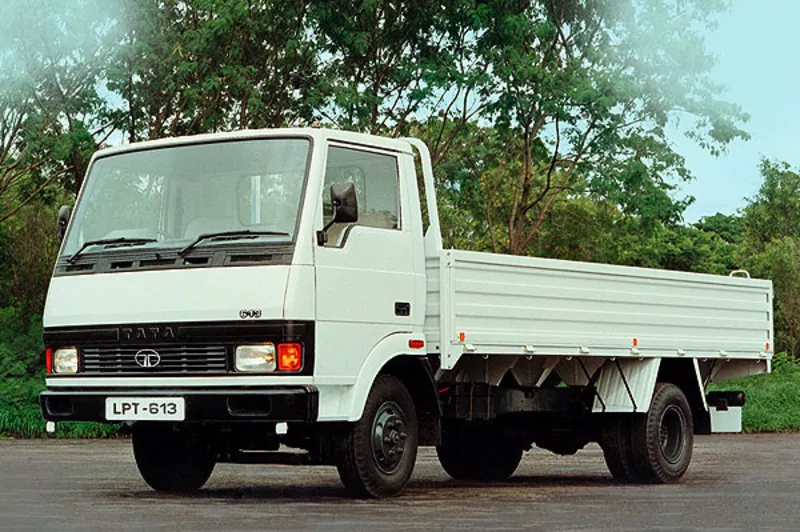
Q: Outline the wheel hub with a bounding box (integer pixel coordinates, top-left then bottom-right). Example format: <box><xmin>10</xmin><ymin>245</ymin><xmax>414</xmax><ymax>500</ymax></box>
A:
<box><xmin>372</xmin><ymin>401</ymin><xmax>408</xmax><ymax>474</ymax></box>
<box><xmin>659</xmin><ymin>404</ymin><xmax>686</xmax><ymax>464</ymax></box>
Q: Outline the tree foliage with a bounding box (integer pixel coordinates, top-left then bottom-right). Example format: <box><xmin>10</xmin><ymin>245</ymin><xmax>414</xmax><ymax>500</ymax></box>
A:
<box><xmin>3</xmin><ymin>0</ymin><xmax>800</xmax><ymax>357</ymax></box>
<box><xmin>0</xmin><ymin>0</ymin><xmax>123</xmax><ymax>214</ymax></box>
<box><xmin>742</xmin><ymin>159</ymin><xmax>800</xmax><ymax>250</ymax></box>
<box><xmin>741</xmin><ymin>160</ymin><xmax>800</xmax><ymax>356</ymax></box>
<box><xmin>451</xmin><ymin>0</ymin><xmax>749</xmax><ymax>254</ymax></box>
<box><xmin>107</xmin><ymin>0</ymin><xmax>325</xmax><ymax>140</ymax></box>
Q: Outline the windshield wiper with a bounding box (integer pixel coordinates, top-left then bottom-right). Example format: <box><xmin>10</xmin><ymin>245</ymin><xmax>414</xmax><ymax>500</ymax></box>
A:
<box><xmin>67</xmin><ymin>237</ymin><xmax>158</xmax><ymax>264</ymax></box>
<box><xmin>178</xmin><ymin>230</ymin><xmax>290</xmax><ymax>257</ymax></box>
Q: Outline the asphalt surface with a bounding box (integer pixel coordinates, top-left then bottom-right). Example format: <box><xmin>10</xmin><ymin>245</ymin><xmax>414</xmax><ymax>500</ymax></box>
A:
<box><xmin>1</xmin><ymin>434</ymin><xmax>798</xmax><ymax>531</ymax></box>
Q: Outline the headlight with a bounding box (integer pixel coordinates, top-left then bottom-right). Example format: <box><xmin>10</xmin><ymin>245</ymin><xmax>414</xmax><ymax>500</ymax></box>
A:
<box><xmin>53</xmin><ymin>347</ymin><xmax>79</xmax><ymax>374</ymax></box>
<box><xmin>235</xmin><ymin>344</ymin><xmax>276</xmax><ymax>372</ymax></box>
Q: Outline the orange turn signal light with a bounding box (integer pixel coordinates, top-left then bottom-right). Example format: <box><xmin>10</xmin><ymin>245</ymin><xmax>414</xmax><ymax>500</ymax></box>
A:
<box><xmin>45</xmin><ymin>348</ymin><xmax>52</xmax><ymax>374</ymax></box>
<box><xmin>277</xmin><ymin>343</ymin><xmax>303</xmax><ymax>371</ymax></box>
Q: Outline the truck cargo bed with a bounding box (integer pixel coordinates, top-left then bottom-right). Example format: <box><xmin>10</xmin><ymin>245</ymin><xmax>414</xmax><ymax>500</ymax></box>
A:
<box><xmin>425</xmin><ymin>250</ymin><xmax>773</xmax><ymax>370</ymax></box>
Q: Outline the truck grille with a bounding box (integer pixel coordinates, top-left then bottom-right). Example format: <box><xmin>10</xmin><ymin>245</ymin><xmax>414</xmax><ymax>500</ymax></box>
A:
<box><xmin>82</xmin><ymin>345</ymin><xmax>227</xmax><ymax>374</ymax></box>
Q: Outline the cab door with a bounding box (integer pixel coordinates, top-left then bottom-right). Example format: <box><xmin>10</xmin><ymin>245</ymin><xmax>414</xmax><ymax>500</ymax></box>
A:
<box><xmin>313</xmin><ymin>143</ymin><xmax>420</xmax><ymax>382</ymax></box>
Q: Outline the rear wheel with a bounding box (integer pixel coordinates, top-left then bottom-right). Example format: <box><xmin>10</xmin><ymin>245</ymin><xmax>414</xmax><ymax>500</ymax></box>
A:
<box><xmin>436</xmin><ymin>423</ymin><xmax>522</xmax><ymax>482</ymax></box>
<box><xmin>601</xmin><ymin>382</ymin><xmax>694</xmax><ymax>484</ymax></box>
<box><xmin>336</xmin><ymin>375</ymin><xmax>419</xmax><ymax>498</ymax></box>
<box><xmin>631</xmin><ymin>382</ymin><xmax>694</xmax><ymax>483</ymax></box>
<box><xmin>133</xmin><ymin>423</ymin><xmax>216</xmax><ymax>493</ymax></box>
<box><xmin>601</xmin><ymin>415</ymin><xmax>643</xmax><ymax>482</ymax></box>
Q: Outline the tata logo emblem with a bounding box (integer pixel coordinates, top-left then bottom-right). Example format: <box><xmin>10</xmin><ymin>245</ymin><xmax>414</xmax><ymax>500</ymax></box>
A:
<box><xmin>121</xmin><ymin>326</ymin><xmax>176</xmax><ymax>342</ymax></box>
<box><xmin>239</xmin><ymin>309</ymin><xmax>262</xmax><ymax>319</ymax></box>
<box><xmin>134</xmin><ymin>349</ymin><xmax>161</xmax><ymax>368</ymax></box>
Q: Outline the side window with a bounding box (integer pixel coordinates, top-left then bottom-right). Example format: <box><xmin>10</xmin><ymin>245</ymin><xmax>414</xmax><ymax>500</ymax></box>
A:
<box><xmin>323</xmin><ymin>146</ymin><xmax>400</xmax><ymax>246</ymax></box>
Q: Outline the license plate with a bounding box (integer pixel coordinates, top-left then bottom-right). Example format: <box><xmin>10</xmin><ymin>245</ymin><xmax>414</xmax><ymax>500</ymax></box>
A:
<box><xmin>105</xmin><ymin>397</ymin><xmax>185</xmax><ymax>421</ymax></box>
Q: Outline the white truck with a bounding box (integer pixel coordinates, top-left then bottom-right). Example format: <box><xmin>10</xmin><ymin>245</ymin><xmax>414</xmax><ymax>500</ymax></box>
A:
<box><xmin>40</xmin><ymin>128</ymin><xmax>773</xmax><ymax>497</ymax></box>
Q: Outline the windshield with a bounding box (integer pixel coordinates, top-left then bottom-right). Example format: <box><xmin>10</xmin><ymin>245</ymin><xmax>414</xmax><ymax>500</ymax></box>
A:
<box><xmin>61</xmin><ymin>138</ymin><xmax>310</xmax><ymax>259</ymax></box>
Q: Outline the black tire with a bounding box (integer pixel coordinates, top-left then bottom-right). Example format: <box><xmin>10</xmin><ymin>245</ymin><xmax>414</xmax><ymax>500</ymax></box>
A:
<box><xmin>631</xmin><ymin>382</ymin><xmax>694</xmax><ymax>483</ymax></box>
<box><xmin>600</xmin><ymin>415</ymin><xmax>644</xmax><ymax>483</ymax></box>
<box><xmin>133</xmin><ymin>423</ymin><xmax>216</xmax><ymax>493</ymax></box>
<box><xmin>336</xmin><ymin>375</ymin><xmax>419</xmax><ymax>498</ymax></box>
<box><xmin>436</xmin><ymin>423</ymin><xmax>522</xmax><ymax>482</ymax></box>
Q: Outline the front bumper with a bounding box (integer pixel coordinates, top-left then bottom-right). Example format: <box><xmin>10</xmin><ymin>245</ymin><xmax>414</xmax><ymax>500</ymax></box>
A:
<box><xmin>40</xmin><ymin>387</ymin><xmax>318</xmax><ymax>423</ymax></box>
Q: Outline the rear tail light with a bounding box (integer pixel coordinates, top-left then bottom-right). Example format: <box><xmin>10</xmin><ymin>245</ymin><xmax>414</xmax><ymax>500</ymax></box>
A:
<box><xmin>277</xmin><ymin>343</ymin><xmax>303</xmax><ymax>371</ymax></box>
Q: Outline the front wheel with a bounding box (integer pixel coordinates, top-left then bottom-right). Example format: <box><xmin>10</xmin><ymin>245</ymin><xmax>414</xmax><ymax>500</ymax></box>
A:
<box><xmin>133</xmin><ymin>423</ymin><xmax>216</xmax><ymax>492</ymax></box>
<box><xmin>336</xmin><ymin>375</ymin><xmax>419</xmax><ymax>498</ymax></box>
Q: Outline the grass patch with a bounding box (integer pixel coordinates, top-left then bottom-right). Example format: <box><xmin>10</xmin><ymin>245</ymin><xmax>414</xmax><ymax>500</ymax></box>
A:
<box><xmin>0</xmin><ymin>374</ymin><xmax>121</xmax><ymax>439</ymax></box>
<box><xmin>710</xmin><ymin>353</ymin><xmax>800</xmax><ymax>433</ymax></box>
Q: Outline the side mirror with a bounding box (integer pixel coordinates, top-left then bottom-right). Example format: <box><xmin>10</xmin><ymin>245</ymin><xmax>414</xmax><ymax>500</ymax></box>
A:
<box><xmin>57</xmin><ymin>205</ymin><xmax>71</xmax><ymax>241</ymax></box>
<box><xmin>330</xmin><ymin>183</ymin><xmax>358</xmax><ymax>224</ymax></box>
<box><xmin>317</xmin><ymin>183</ymin><xmax>358</xmax><ymax>245</ymax></box>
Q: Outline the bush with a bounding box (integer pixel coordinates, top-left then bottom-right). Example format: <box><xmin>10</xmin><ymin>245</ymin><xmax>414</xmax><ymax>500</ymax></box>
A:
<box><xmin>0</xmin><ymin>371</ymin><xmax>121</xmax><ymax>439</ymax></box>
<box><xmin>711</xmin><ymin>353</ymin><xmax>800</xmax><ymax>433</ymax></box>
<box><xmin>0</xmin><ymin>306</ymin><xmax>45</xmax><ymax>376</ymax></box>
<box><xmin>0</xmin><ymin>307</ymin><xmax>120</xmax><ymax>438</ymax></box>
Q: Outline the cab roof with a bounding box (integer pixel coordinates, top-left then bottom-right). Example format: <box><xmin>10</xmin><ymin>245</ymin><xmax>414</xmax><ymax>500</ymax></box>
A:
<box><xmin>94</xmin><ymin>128</ymin><xmax>415</xmax><ymax>160</ymax></box>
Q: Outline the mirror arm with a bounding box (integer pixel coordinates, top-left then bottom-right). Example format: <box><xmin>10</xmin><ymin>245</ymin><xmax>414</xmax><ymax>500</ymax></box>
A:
<box><xmin>316</xmin><ymin>200</ymin><xmax>340</xmax><ymax>246</ymax></box>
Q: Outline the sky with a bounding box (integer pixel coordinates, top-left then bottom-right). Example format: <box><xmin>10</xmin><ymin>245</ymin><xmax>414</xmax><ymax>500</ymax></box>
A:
<box><xmin>676</xmin><ymin>0</ymin><xmax>800</xmax><ymax>222</ymax></box>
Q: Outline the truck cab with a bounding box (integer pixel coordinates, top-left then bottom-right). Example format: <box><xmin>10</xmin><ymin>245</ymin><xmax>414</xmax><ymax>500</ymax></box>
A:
<box><xmin>42</xmin><ymin>128</ymin><xmax>439</xmax><ymax>496</ymax></box>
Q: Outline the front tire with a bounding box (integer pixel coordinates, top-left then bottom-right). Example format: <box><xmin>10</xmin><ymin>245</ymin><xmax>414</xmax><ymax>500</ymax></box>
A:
<box><xmin>133</xmin><ymin>423</ymin><xmax>216</xmax><ymax>493</ymax></box>
<box><xmin>336</xmin><ymin>375</ymin><xmax>419</xmax><ymax>498</ymax></box>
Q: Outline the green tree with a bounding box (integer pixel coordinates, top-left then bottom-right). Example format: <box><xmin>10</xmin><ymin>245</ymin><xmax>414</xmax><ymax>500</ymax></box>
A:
<box><xmin>745</xmin><ymin>238</ymin><xmax>800</xmax><ymax>357</ymax></box>
<box><xmin>458</xmin><ymin>0</ymin><xmax>748</xmax><ymax>255</ymax></box>
<box><xmin>694</xmin><ymin>212</ymin><xmax>744</xmax><ymax>245</ymax></box>
<box><xmin>610</xmin><ymin>220</ymin><xmax>741</xmax><ymax>276</ymax></box>
<box><xmin>109</xmin><ymin>0</ymin><xmax>324</xmax><ymax>141</ymax></box>
<box><xmin>310</xmin><ymin>0</ymin><xmax>488</xmax><ymax>152</ymax></box>
<box><xmin>741</xmin><ymin>160</ymin><xmax>800</xmax><ymax>356</ymax></box>
<box><xmin>0</xmin><ymin>0</ymin><xmax>122</xmax><ymax>218</ymax></box>
<box><xmin>742</xmin><ymin>159</ymin><xmax>800</xmax><ymax>250</ymax></box>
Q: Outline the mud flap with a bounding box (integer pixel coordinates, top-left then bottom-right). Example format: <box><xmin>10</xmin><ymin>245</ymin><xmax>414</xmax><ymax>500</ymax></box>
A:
<box><xmin>592</xmin><ymin>358</ymin><xmax>661</xmax><ymax>413</ymax></box>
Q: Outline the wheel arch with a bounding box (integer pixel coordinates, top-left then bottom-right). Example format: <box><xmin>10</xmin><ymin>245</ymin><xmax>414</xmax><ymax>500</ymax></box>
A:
<box><xmin>657</xmin><ymin>358</ymin><xmax>710</xmax><ymax>434</ymax></box>
<box><xmin>379</xmin><ymin>356</ymin><xmax>441</xmax><ymax>446</ymax></box>
<box><xmin>346</xmin><ymin>333</ymin><xmax>441</xmax><ymax>445</ymax></box>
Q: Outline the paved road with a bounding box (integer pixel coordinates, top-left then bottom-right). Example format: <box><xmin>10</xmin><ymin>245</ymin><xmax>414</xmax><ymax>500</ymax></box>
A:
<box><xmin>1</xmin><ymin>434</ymin><xmax>798</xmax><ymax>531</ymax></box>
